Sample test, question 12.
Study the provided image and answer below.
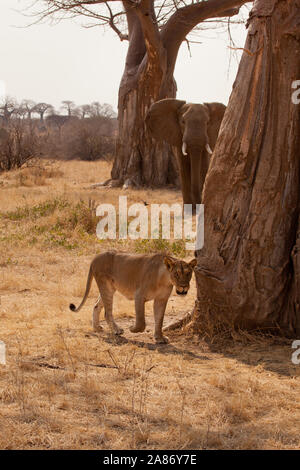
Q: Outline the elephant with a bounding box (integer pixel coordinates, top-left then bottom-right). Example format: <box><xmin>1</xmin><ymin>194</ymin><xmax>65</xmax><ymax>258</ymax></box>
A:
<box><xmin>146</xmin><ymin>99</ymin><xmax>226</xmax><ymax>206</ymax></box>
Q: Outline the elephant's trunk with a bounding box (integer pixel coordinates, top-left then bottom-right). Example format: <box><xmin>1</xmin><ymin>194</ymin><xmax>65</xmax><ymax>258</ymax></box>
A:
<box><xmin>182</xmin><ymin>141</ymin><xmax>188</xmax><ymax>156</ymax></box>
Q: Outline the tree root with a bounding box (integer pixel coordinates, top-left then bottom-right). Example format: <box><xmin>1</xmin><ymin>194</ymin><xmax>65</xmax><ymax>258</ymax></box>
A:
<box><xmin>87</xmin><ymin>178</ymin><xmax>123</xmax><ymax>189</ymax></box>
<box><xmin>87</xmin><ymin>177</ymin><xmax>141</xmax><ymax>190</ymax></box>
<box><xmin>163</xmin><ymin>311</ymin><xmax>193</xmax><ymax>333</ymax></box>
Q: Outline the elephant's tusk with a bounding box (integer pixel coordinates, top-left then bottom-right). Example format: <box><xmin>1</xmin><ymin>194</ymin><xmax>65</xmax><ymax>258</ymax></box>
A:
<box><xmin>182</xmin><ymin>142</ymin><xmax>188</xmax><ymax>156</ymax></box>
<box><xmin>206</xmin><ymin>143</ymin><xmax>213</xmax><ymax>155</ymax></box>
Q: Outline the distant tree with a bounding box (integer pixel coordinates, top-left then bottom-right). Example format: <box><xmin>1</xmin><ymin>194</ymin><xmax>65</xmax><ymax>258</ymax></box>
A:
<box><xmin>14</xmin><ymin>105</ymin><xmax>28</xmax><ymax>120</ymax></box>
<box><xmin>0</xmin><ymin>96</ymin><xmax>18</xmax><ymax>125</ymax></box>
<box><xmin>89</xmin><ymin>102</ymin><xmax>116</xmax><ymax>119</ymax></box>
<box><xmin>77</xmin><ymin>104</ymin><xmax>92</xmax><ymax>119</ymax></box>
<box><xmin>46</xmin><ymin>113</ymin><xmax>69</xmax><ymax>138</ymax></box>
<box><xmin>61</xmin><ymin>100</ymin><xmax>76</xmax><ymax>117</ymax></box>
<box><xmin>90</xmin><ymin>102</ymin><xmax>102</xmax><ymax>118</ymax></box>
<box><xmin>21</xmin><ymin>99</ymin><xmax>37</xmax><ymax>120</ymax></box>
<box><xmin>99</xmin><ymin>103</ymin><xmax>117</xmax><ymax>119</ymax></box>
<box><xmin>34</xmin><ymin>102</ymin><xmax>53</xmax><ymax>122</ymax></box>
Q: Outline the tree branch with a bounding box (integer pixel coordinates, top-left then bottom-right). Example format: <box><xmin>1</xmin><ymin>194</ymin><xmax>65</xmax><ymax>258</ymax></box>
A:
<box><xmin>106</xmin><ymin>2</ymin><xmax>128</xmax><ymax>40</ymax></box>
<box><xmin>161</xmin><ymin>0</ymin><xmax>251</xmax><ymax>74</ymax></box>
<box><xmin>134</xmin><ymin>0</ymin><xmax>166</xmax><ymax>72</ymax></box>
<box><xmin>122</xmin><ymin>0</ymin><xmax>146</xmax><ymax>69</ymax></box>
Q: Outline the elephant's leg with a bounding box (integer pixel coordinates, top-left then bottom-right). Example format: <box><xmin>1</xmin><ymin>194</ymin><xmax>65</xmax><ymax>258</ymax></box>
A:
<box><xmin>175</xmin><ymin>149</ymin><xmax>192</xmax><ymax>205</ymax></box>
<box><xmin>190</xmin><ymin>149</ymin><xmax>209</xmax><ymax>205</ymax></box>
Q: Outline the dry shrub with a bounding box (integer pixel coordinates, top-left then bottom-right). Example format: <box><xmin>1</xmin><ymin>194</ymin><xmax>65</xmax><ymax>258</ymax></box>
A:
<box><xmin>13</xmin><ymin>163</ymin><xmax>63</xmax><ymax>187</ymax></box>
<box><xmin>44</xmin><ymin>116</ymin><xmax>116</xmax><ymax>161</ymax></box>
<box><xmin>0</xmin><ymin>122</ymin><xmax>41</xmax><ymax>172</ymax></box>
<box><xmin>65</xmin><ymin>118</ymin><xmax>115</xmax><ymax>161</ymax></box>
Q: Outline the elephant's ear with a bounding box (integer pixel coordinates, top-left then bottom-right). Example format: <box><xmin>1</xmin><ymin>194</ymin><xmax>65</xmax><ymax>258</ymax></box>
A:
<box><xmin>146</xmin><ymin>98</ymin><xmax>186</xmax><ymax>147</ymax></box>
<box><xmin>203</xmin><ymin>102</ymin><xmax>227</xmax><ymax>148</ymax></box>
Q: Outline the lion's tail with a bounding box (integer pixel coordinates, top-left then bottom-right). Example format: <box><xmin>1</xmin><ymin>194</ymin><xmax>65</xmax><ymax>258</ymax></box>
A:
<box><xmin>69</xmin><ymin>265</ymin><xmax>94</xmax><ymax>313</ymax></box>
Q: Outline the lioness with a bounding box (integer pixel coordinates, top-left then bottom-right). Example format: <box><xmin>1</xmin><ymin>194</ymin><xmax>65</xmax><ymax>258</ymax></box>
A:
<box><xmin>70</xmin><ymin>251</ymin><xmax>196</xmax><ymax>343</ymax></box>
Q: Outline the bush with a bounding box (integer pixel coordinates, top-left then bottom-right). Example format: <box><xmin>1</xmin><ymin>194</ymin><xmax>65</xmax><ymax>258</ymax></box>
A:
<box><xmin>63</xmin><ymin>117</ymin><xmax>116</xmax><ymax>161</ymax></box>
<box><xmin>71</xmin><ymin>127</ymin><xmax>115</xmax><ymax>161</ymax></box>
<box><xmin>43</xmin><ymin>116</ymin><xmax>116</xmax><ymax>161</ymax></box>
<box><xmin>0</xmin><ymin>122</ymin><xmax>40</xmax><ymax>172</ymax></box>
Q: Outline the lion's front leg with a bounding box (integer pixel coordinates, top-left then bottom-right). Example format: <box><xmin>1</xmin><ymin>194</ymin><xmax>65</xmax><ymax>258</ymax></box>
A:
<box><xmin>153</xmin><ymin>297</ymin><xmax>169</xmax><ymax>344</ymax></box>
<box><xmin>130</xmin><ymin>292</ymin><xmax>146</xmax><ymax>333</ymax></box>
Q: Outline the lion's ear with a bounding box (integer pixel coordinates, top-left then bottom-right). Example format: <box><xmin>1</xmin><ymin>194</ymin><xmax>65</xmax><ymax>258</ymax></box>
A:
<box><xmin>189</xmin><ymin>259</ymin><xmax>197</xmax><ymax>270</ymax></box>
<box><xmin>164</xmin><ymin>256</ymin><xmax>175</xmax><ymax>270</ymax></box>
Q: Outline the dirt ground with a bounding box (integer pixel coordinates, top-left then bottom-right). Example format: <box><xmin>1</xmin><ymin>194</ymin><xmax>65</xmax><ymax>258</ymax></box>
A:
<box><xmin>0</xmin><ymin>159</ymin><xmax>299</xmax><ymax>450</ymax></box>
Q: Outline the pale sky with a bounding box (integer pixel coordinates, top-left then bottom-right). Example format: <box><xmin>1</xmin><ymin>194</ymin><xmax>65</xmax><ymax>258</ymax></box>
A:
<box><xmin>0</xmin><ymin>0</ymin><xmax>249</xmax><ymax>112</ymax></box>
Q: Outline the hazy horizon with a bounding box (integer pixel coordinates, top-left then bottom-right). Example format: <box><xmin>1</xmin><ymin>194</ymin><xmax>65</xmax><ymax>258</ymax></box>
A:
<box><xmin>1</xmin><ymin>0</ymin><xmax>249</xmax><ymax>112</ymax></box>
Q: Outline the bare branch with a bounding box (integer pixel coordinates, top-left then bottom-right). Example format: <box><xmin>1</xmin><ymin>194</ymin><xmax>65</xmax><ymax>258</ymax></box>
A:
<box><xmin>23</xmin><ymin>0</ymin><xmax>252</xmax><ymax>74</ymax></box>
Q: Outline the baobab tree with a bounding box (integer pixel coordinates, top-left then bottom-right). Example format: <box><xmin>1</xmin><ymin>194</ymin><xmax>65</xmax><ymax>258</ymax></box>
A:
<box><xmin>0</xmin><ymin>96</ymin><xmax>18</xmax><ymax>125</ymax></box>
<box><xmin>189</xmin><ymin>0</ymin><xmax>300</xmax><ymax>336</ymax></box>
<box><xmin>61</xmin><ymin>100</ymin><xmax>77</xmax><ymax>117</ymax></box>
<box><xmin>78</xmin><ymin>104</ymin><xmax>92</xmax><ymax>119</ymax></box>
<box><xmin>21</xmin><ymin>99</ymin><xmax>37</xmax><ymax>121</ymax></box>
<box><xmin>34</xmin><ymin>102</ymin><xmax>53</xmax><ymax>123</ymax></box>
<box><xmin>46</xmin><ymin>113</ymin><xmax>70</xmax><ymax>138</ymax></box>
<box><xmin>89</xmin><ymin>102</ymin><xmax>117</xmax><ymax>119</ymax></box>
<box><xmin>33</xmin><ymin>0</ymin><xmax>251</xmax><ymax>187</ymax></box>
<box><xmin>14</xmin><ymin>105</ymin><xmax>28</xmax><ymax>120</ymax></box>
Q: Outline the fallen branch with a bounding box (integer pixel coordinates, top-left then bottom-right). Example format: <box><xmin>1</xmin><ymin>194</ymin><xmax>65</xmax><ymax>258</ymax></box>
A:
<box><xmin>83</xmin><ymin>362</ymin><xmax>118</xmax><ymax>369</ymax></box>
<box><xmin>86</xmin><ymin>179</ymin><xmax>111</xmax><ymax>189</ymax></box>
<box><xmin>163</xmin><ymin>311</ymin><xmax>193</xmax><ymax>332</ymax></box>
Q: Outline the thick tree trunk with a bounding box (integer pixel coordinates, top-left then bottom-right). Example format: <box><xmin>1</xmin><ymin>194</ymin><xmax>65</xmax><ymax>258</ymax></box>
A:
<box><xmin>111</xmin><ymin>68</ymin><xmax>178</xmax><ymax>187</ymax></box>
<box><xmin>193</xmin><ymin>0</ymin><xmax>300</xmax><ymax>335</ymax></box>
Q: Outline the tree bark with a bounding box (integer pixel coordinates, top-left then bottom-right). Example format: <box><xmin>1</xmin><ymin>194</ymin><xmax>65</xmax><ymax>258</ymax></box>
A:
<box><xmin>111</xmin><ymin>77</ymin><xmax>178</xmax><ymax>187</ymax></box>
<box><xmin>193</xmin><ymin>0</ymin><xmax>300</xmax><ymax>336</ymax></box>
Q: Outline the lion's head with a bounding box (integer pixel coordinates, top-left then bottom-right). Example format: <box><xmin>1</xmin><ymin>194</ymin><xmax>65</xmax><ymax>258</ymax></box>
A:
<box><xmin>164</xmin><ymin>256</ymin><xmax>197</xmax><ymax>295</ymax></box>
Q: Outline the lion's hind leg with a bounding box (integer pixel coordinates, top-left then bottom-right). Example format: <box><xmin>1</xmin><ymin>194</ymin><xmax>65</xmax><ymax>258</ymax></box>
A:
<box><xmin>93</xmin><ymin>295</ymin><xmax>104</xmax><ymax>332</ymax></box>
<box><xmin>97</xmin><ymin>280</ymin><xmax>124</xmax><ymax>336</ymax></box>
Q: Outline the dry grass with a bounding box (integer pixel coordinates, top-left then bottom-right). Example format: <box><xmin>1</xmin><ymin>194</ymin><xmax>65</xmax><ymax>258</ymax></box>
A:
<box><xmin>0</xmin><ymin>159</ymin><xmax>299</xmax><ymax>450</ymax></box>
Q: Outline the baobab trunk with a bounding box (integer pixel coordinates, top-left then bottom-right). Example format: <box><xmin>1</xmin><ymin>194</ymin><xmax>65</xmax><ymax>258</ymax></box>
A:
<box><xmin>193</xmin><ymin>0</ymin><xmax>300</xmax><ymax>335</ymax></box>
<box><xmin>111</xmin><ymin>68</ymin><xmax>178</xmax><ymax>187</ymax></box>
<box><xmin>111</xmin><ymin>3</ymin><xmax>178</xmax><ymax>188</ymax></box>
